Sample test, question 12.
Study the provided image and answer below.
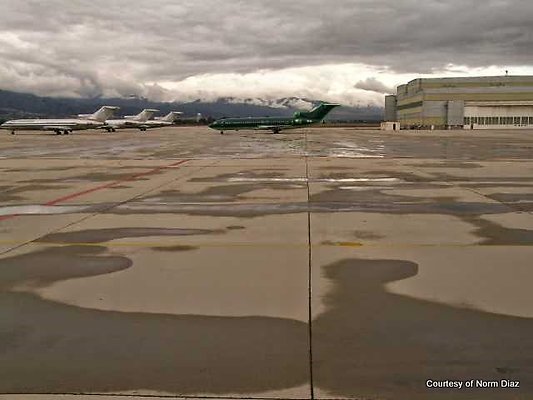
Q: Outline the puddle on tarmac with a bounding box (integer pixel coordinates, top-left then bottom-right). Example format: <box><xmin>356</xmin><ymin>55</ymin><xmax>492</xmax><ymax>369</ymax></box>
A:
<box><xmin>0</xmin><ymin>205</ymin><xmax>87</xmax><ymax>216</ymax></box>
<box><xmin>227</xmin><ymin>177</ymin><xmax>400</xmax><ymax>183</ymax></box>
<box><xmin>314</xmin><ymin>258</ymin><xmax>533</xmax><ymax>399</ymax></box>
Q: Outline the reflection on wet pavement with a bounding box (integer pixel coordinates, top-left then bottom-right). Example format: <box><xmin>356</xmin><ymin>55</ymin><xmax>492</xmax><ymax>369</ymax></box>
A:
<box><xmin>0</xmin><ymin>238</ymin><xmax>308</xmax><ymax>394</ymax></box>
<box><xmin>314</xmin><ymin>258</ymin><xmax>533</xmax><ymax>399</ymax></box>
<box><xmin>0</xmin><ymin>205</ymin><xmax>88</xmax><ymax>216</ymax></box>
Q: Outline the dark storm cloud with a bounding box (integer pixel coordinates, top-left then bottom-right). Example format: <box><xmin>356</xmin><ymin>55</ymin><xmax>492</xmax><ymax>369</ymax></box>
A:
<box><xmin>0</xmin><ymin>0</ymin><xmax>531</xmax><ymax>98</ymax></box>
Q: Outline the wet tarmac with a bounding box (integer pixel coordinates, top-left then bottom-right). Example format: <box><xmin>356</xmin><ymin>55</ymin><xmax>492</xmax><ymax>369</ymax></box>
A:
<box><xmin>1</xmin><ymin>127</ymin><xmax>533</xmax><ymax>399</ymax></box>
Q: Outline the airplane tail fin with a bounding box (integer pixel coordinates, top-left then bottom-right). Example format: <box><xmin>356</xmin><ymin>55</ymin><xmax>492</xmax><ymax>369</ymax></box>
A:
<box><xmin>160</xmin><ymin>111</ymin><xmax>183</xmax><ymax>122</ymax></box>
<box><xmin>82</xmin><ymin>106</ymin><xmax>120</xmax><ymax>122</ymax></box>
<box><xmin>132</xmin><ymin>109</ymin><xmax>159</xmax><ymax>122</ymax></box>
<box><xmin>295</xmin><ymin>103</ymin><xmax>340</xmax><ymax>121</ymax></box>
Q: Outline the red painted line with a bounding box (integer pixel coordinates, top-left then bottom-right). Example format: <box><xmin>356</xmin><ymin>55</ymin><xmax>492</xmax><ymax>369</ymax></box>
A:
<box><xmin>0</xmin><ymin>159</ymin><xmax>190</xmax><ymax>222</ymax></box>
<box><xmin>46</xmin><ymin>159</ymin><xmax>190</xmax><ymax>205</ymax></box>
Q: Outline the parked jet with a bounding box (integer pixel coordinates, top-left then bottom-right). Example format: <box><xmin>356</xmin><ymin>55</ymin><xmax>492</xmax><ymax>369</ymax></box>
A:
<box><xmin>0</xmin><ymin>106</ymin><xmax>120</xmax><ymax>135</ymax></box>
<box><xmin>208</xmin><ymin>103</ymin><xmax>340</xmax><ymax>134</ymax></box>
<box><xmin>141</xmin><ymin>111</ymin><xmax>183</xmax><ymax>130</ymax></box>
<box><xmin>102</xmin><ymin>109</ymin><xmax>159</xmax><ymax>132</ymax></box>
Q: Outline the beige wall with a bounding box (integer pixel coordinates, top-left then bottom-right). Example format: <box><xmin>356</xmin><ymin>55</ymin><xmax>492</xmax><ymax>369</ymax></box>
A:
<box><xmin>392</xmin><ymin>76</ymin><xmax>533</xmax><ymax>127</ymax></box>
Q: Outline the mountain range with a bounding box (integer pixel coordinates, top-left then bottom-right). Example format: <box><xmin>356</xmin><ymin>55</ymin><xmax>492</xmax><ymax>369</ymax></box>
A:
<box><xmin>0</xmin><ymin>90</ymin><xmax>383</xmax><ymax>122</ymax></box>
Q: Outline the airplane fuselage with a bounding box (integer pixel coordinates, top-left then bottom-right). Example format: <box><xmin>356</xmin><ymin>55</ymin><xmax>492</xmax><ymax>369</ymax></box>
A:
<box><xmin>102</xmin><ymin>108</ymin><xmax>160</xmax><ymax>132</ymax></box>
<box><xmin>102</xmin><ymin>111</ymin><xmax>182</xmax><ymax>132</ymax></box>
<box><xmin>104</xmin><ymin>119</ymin><xmax>148</xmax><ymax>130</ymax></box>
<box><xmin>142</xmin><ymin>120</ymin><xmax>174</xmax><ymax>128</ymax></box>
<box><xmin>208</xmin><ymin>103</ymin><xmax>340</xmax><ymax>134</ymax></box>
<box><xmin>1</xmin><ymin>106</ymin><xmax>119</xmax><ymax>135</ymax></box>
<box><xmin>209</xmin><ymin>116</ymin><xmax>315</xmax><ymax>132</ymax></box>
<box><xmin>0</xmin><ymin>118</ymin><xmax>103</xmax><ymax>132</ymax></box>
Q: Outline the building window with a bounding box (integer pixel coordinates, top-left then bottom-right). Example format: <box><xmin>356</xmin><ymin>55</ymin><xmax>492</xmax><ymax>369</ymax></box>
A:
<box><xmin>464</xmin><ymin>117</ymin><xmax>471</xmax><ymax>125</ymax></box>
<box><xmin>513</xmin><ymin>117</ymin><xmax>520</xmax><ymax>125</ymax></box>
<box><xmin>521</xmin><ymin>117</ymin><xmax>528</xmax><ymax>125</ymax></box>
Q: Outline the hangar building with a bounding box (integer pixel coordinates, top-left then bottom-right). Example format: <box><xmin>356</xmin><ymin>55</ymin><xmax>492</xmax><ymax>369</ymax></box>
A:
<box><xmin>385</xmin><ymin>76</ymin><xmax>533</xmax><ymax>129</ymax></box>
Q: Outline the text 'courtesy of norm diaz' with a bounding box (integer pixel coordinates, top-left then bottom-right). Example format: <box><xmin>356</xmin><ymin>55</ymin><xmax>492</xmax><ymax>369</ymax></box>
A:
<box><xmin>426</xmin><ymin>379</ymin><xmax>520</xmax><ymax>390</ymax></box>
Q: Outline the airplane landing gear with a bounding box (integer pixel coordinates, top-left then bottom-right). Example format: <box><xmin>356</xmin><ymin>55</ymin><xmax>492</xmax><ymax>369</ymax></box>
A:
<box><xmin>10</xmin><ymin>131</ymin><xmax>15</xmax><ymax>135</ymax></box>
<box><xmin>63</xmin><ymin>130</ymin><xmax>70</xmax><ymax>135</ymax></box>
<box><xmin>220</xmin><ymin>131</ymin><xmax>224</xmax><ymax>135</ymax></box>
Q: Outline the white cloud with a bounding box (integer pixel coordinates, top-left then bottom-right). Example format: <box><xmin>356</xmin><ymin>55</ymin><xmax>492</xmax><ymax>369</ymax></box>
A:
<box><xmin>157</xmin><ymin>63</ymin><xmax>533</xmax><ymax>106</ymax></box>
<box><xmin>0</xmin><ymin>0</ymin><xmax>532</xmax><ymax>104</ymax></box>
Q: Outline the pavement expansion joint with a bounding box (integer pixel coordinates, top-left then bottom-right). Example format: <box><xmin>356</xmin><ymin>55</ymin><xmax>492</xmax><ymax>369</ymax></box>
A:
<box><xmin>305</xmin><ymin>131</ymin><xmax>315</xmax><ymax>400</ymax></box>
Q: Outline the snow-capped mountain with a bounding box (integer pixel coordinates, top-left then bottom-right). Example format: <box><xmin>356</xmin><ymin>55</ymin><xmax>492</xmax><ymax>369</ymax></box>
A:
<box><xmin>187</xmin><ymin>97</ymin><xmax>382</xmax><ymax>120</ymax></box>
<box><xmin>0</xmin><ymin>90</ymin><xmax>384</xmax><ymax>121</ymax></box>
<box><xmin>220</xmin><ymin>97</ymin><xmax>317</xmax><ymax>110</ymax></box>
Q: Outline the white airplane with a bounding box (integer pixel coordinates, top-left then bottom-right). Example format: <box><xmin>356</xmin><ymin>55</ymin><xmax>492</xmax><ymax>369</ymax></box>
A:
<box><xmin>102</xmin><ymin>108</ymin><xmax>159</xmax><ymax>132</ymax></box>
<box><xmin>0</xmin><ymin>106</ymin><xmax>120</xmax><ymax>135</ymax></box>
<box><xmin>140</xmin><ymin>111</ymin><xmax>183</xmax><ymax>130</ymax></box>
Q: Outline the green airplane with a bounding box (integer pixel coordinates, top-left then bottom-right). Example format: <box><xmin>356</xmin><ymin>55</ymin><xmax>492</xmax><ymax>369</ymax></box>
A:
<box><xmin>208</xmin><ymin>102</ymin><xmax>340</xmax><ymax>134</ymax></box>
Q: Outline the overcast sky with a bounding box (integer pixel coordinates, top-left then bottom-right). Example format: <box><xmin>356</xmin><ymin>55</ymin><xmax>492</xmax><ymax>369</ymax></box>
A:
<box><xmin>0</xmin><ymin>0</ymin><xmax>532</xmax><ymax>106</ymax></box>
